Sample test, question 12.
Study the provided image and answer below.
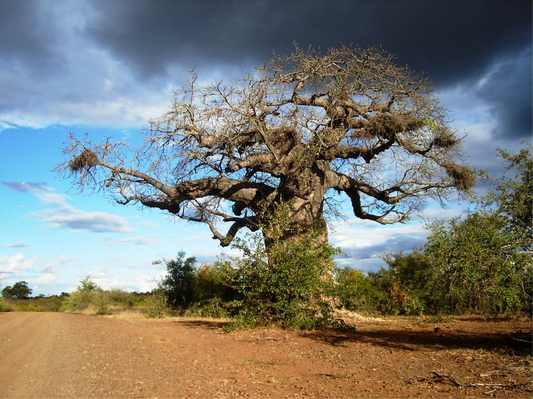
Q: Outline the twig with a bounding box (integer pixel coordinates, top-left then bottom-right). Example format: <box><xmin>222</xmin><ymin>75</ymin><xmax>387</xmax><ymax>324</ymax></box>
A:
<box><xmin>415</xmin><ymin>371</ymin><xmax>462</xmax><ymax>386</ymax></box>
<box><xmin>413</xmin><ymin>373</ymin><xmax>528</xmax><ymax>391</ymax></box>
<box><xmin>507</xmin><ymin>333</ymin><xmax>533</xmax><ymax>344</ymax></box>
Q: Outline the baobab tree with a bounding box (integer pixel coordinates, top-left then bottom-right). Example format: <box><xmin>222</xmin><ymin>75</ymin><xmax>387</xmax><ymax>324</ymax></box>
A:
<box><xmin>59</xmin><ymin>46</ymin><xmax>475</xmax><ymax>254</ymax></box>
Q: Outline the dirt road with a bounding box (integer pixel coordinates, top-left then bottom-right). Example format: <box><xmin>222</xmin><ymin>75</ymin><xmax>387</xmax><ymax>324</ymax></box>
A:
<box><xmin>0</xmin><ymin>312</ymin><xmax>531</xmax><ymax>398</ymax></box>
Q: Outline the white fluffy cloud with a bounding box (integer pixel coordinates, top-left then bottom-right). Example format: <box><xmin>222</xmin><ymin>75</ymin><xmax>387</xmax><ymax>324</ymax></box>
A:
<box><xmin>3</xmin><ymin>182</ymin><xmax>135</xmax><ymax>234</ymax></box>
<box><xmin>33</xmin><ymin>206</ymin><xmax>134</xmax><ymax>233</ymax></box>
<box><xmin>0</xmin><ymin>253</ymin><xmax>42</xmax><ymax>273</ymax></box>
<box><xmin>329</xmin><ymin>219</ymin><xmax>429</xmax><ymax>272</ymax></box>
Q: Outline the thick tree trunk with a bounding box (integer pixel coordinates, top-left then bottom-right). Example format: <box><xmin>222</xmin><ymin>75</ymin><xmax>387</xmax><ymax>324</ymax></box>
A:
<box><xmin>260</xmin><ymin>195</ymin><xmax>333</xmax><ymax>278</ymax></box>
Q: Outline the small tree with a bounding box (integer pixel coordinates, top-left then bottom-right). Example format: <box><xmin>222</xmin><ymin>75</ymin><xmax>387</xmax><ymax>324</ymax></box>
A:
<box><xmin>158</xmin><ymin>252</ymin><xmax>197</xmax><ymax>309</ymax></box>
<box><xmin>481</xmin><ymin>143</ymin><xmax>532</xmax><ymax>252</ymax></box>
<box><xmin>423</xmin><ymin>213</ymin><xmax>532</xmax><ymax>315</ymax></box>
<box><xmin>62</xmin><ymin>276</ymin><xmax>105</xmax><ymax>312</ymax></box>
<box><xmin>335</xmin><ymin>267</ymin><xmax>377</xmax><ymax>313</ymax></box>
<box><xmin>195</xmin><ymin>261</ymin><xmax>236</xmax><ymax>303</ymax></box>
<box><xmin>1</xmin><ymin>281</ymin><xmax>32</xmax><ymax>299</ymax></box>
<box><xmin>376</xmin><ymin>251</ymin><xmax>435</xmax><ymax>315</ymax></box>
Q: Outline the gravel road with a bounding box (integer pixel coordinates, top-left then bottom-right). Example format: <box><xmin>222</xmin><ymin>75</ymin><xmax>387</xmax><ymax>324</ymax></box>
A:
<box><xmin>1</xmin><ymin>312</ymin><xmax>530</xmax><ymax>398</ymax></box>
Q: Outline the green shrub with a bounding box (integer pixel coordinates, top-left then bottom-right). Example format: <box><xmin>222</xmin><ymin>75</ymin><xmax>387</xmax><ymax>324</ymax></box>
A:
<box><xmin>227</xmin><ymin>202</ymin><xmax>340</xmax><ymax>329</ymax></box>
<box><xmin>184</xmin><ymin>298</ymin><xmax>229</xmax><ymax>318</ymax></box>
<box><xmin>145</xmin><ymin>289</ymin><xmax>170</xmax><ymax>318</ymax></box>
<box><xmin>106</xmin><ymin>288</ymin><xmax>135</xmax><ymax>309</ymax></box>
<box><xmin>335</xmin><ymin>267</ymin><xmax>378</xmax><ymax>313</ymax></box>
<box><xmin>62</xmin><ymin>290</ymin><xmax>98</xmax><ymax>312</ymax></box>
<box><xmin>424</xmin><ymin>213</ymin><xmax>533</xmax><ymax>315</ymax></box>
<box><xmin>62</xmin><ymin>276</ymin><xmax>107</xmax><ymax>313</ymax></box>
<box><xmin>155</xmin><ymin>252</ymin><xmax>238</xmax><ymax>315</ymax></box>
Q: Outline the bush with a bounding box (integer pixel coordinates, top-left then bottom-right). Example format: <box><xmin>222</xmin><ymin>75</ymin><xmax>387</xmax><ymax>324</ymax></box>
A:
<box><xmin>227</xmin><ymin>202</ymin><xmax>340</xmax><ymax>329</ymax></box>
<box><xmin>155</xmin><ymin>252</ymin><xmax>238</xmax><ymax>315</ymax></box>
<box><xmin>61</xmin><ymin>277</ymin><xmax>139</xmax><ymax>315</ymax></box>
<box><xmin>424</xmin><ymin>213</ymin><xmax>532</xmax><ymax>315</ymax></box>
<box><xmin>184</xmin><ymin>298</ymin><xmax>229</xmax><ymax>319</ymax></box>
<box><xmin>335</xmin><ymin>267</ymin><xmax>378</xmax><ymax>313</ymax></box>
<box><xmin>146</xmin><ymin>288</ymin><xmax>170</xmax><ymax>318</ymax></box>
<box><xmin>0</xmin><ymin>297</ymin><xmax>12</xmax><ymax>312</ymax></box>
<box><xmin>158</xmin><ymin>252</ymin><xmax>197</xmax><ymax>310</ymax></box>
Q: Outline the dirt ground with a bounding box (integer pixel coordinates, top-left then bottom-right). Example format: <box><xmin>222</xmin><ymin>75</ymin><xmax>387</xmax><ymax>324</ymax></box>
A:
<box><xmin>0</xmin><ymin>312</ymin><xmax>531</xmax><ymax>398</ymax></box>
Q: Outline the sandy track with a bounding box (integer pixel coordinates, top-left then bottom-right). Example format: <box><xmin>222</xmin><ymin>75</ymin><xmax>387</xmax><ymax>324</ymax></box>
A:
<box><xmin>0</xmin><ymin>312</ymin><xmax>86</xmax><ymax>398</ymax></box>
<box><xmin>0</xmin><ymin>312</ymin><xmax>531</xmax><ymax>398</ymax></box>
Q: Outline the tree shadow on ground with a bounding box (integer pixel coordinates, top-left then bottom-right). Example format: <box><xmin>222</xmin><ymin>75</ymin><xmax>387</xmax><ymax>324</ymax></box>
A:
<box><xmin>174</xmin><ymin>319</ymin><xmax>231</xmax><ymax>330</ymax></box>
<box><xmin>299</xmin><ymin>327</ymin><xmax>532</xmax><ymax>355</ymax></box>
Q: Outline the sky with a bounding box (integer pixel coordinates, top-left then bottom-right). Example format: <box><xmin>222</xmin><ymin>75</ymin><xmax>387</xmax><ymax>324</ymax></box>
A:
<box><xmin>0</xmin><ymin>0</ymin><xmax>531</xmax><ymax>296</ymax></box>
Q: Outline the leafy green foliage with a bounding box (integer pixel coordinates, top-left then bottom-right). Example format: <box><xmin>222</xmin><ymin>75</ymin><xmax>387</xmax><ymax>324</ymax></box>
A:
<box><xmin>145</xmin><ymin>288</ymin><xmax>170</xmax><ymax>318</ymax></box>
<box><xmin>423</xmin><ymin>213</ymin><xmax>532</xmax><ymax>315</ymax></box>
<box><xmin>156</xmin><ymin>252</ymin><xmax>236</xmax><ymax>314</ymax></box>
<box><xmin>62</xmin><ymin>276</ymin><xmax>140</xmax><ymax>315</ymax></box>
<box><xmin>8</xmin><ymin>296</ymin><xmax>65</xmax><ymax>312</ymax></box>
<box><xmin>62</xmin><ymin>276</ymin><xmax>104</xmax><ymax>312</ymax></box>
<box><xmin>337</xmin><ymin>226</ymin><xmax>531</xmax><ymax>317</ymax></box>
<box><xmin>184</xmin><ymin>298</ymin><xmax>229</xmax><ymax>319</ymax></box>
<box><xmin>370</xmin><ymin>252</ymin><xmax>430</xmax><ymax>315</ymax></box>
<box><xmin>228</xmin><ymin>202</ymin><xmax>340</xmax><ymax>329</ymax></box>
<box><xmin>158</xmin><ymin>252</ymin><xmax>197</xmax><ymax>309</ymax></box>
<box><xmin>481</xmin><ymin>143</ymin><xmax>532</xmax><ymax>252</ymax></box>
<box><xmin>335</xmin><ymin>267</ymin><xmax>377</xmax><ymax>313</ymax></box>
<box><xmin>1</xmin><ymin>281</ymin><xmax>32</xmax><ymax>299</ymax></box>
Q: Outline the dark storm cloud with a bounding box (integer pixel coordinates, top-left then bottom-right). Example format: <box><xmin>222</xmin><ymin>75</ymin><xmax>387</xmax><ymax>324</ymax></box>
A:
<box><xmin>342</xmin><ymin>234</ymin><xmax>425</xmax><ymax>263</ymax></box>
<box><xmin>0</xmin><ymin>0</ymin><xmax>61</xmax><ymax>74</ymax></box>
<box><xmin>85</xmin><ymin>0</ymin><xmax>531</xmax><ymax>86</ymax></box>
<box><xmin>83</xmin><ymin>0</ymin><xmax>531</xmax><ymax>141</ymax></box>
<box><xmin>474</xmin><ymin>47</ymin><xmax>532</xmax><ymax>139</ymax></box>
<box><xmin>0</xmin><ymin>0</ymin><xmax>530</xmax><ymax>138</ymax></box>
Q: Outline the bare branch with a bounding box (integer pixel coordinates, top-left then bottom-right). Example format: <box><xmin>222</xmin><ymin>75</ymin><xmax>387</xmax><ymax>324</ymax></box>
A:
<box><xmin>58</xmin><ymin>45</ymin><xmax>475</xmax><ymax>246</ymax></box>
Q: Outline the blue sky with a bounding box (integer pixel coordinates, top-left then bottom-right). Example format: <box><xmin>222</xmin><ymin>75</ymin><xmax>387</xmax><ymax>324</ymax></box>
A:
<box><xmin>0</xmin><ymin>0</ymin><xmax>531</xmax><ymax>296</ymax></box>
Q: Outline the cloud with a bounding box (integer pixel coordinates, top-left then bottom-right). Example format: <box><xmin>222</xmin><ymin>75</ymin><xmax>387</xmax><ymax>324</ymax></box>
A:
<box><xmin>101</xmin><ymin>235</ymin><xmax>158</xmax><ymax>246</ymax></box>
<box><xmin>0</xmin><ymin>121</ymin><xmax>15</xmax><ymax>132</ymax></box>
<box><xmin>0</xmin><ymin>0</ymin><xmax>529</xmax><ymax>137</ymax></box>
<box><xmin>134</xmin><ymin>272</ymin><xmax>164</xmax><ymax>293</ymax></box>
<box><xmin>2</xmin><ymin>181</ymin><xmax>48</xmax><ymax>192</ymax></box>
<box><xmin>473</xmin><ymin>47</ymin><xmax>532</xmax><ymax>139</ymax></box>
<box><xmin>38</xmin><ymin>255</ymin><xmax>73</xmax><ymax>273</ymax></box>
<box><xmin>34</xmin><ymin>273</ymin><xmax>57</xmax><ymax>285</ymax></box>
<box><xmin>330</xmin><ymin>219</ymin><xmax>429</xmax><ymax>272</ymax></box>
<box><xmin>3</xmin><ymin>181</ymin><xmax>134</xmax><ymax>233</ymax></box>
<box><xmin>85</xmin><ymin>1</ymin><xmax>531</xmax><ymax>85</ymax></box>
<box><xmin>0</xmin><ymin>253</ymin><xmax>42</xmax><ymax>274</ymax></box>
<box><xmin>33</xmin><ymin>206</ymin><xmax>134</xmax><ymax>233</ymax></box>
<box><xmin>2</xmin><ymin>241</ymin><xmax>29</xmax><ymax>248</ymax></box>
<box><xmin>138</xmin><ymin>220</ymin><xmax>158</xmax><ymax>228</ymax></box>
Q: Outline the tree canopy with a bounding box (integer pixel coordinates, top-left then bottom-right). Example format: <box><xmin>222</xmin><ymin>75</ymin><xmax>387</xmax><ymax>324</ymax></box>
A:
<box><xmin>481</xmin><ymin>143</ymin><xmax>532</xmax><ymax>252</ymax></box>
<box><xmin>59</xmin><ymin>45</ymin><xmax>474</xmax><ymax>248</ymax></box>
<box><xmin>1</xmin><ymin>281</ymin><xmax>32</xmax><ymax>299</ymax></box>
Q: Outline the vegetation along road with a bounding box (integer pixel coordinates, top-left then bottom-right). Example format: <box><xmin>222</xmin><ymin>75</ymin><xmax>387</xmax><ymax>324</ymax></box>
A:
<box><xmin>0</xmin><ymin>311</ymin><xmax>531</xmax><ymax>398</ymax></box>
